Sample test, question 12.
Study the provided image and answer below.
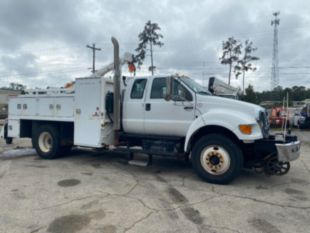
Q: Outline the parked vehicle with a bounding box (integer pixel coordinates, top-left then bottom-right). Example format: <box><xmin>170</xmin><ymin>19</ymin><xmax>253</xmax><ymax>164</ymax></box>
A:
<box><xmin>0</xmin><ymin>38</ymin><xmax>300</xmax><ymax>184</ymax></box>
<box><xmin>269</xmin><ymin>107</ymin><xmax>290</xmax><ymax>128</ymax></box>
<box><xmin>298</xmin><ymin>104</ymin><xmax>310</xmax><ymax>129</ymax></box>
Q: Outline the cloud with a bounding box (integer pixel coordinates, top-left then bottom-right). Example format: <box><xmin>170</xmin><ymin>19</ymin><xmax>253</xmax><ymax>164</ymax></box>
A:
<box><xmin>1</xmin><ymin>53</ymin><xmax>41</xmax><ymax>77</ymax></box>
<box><xmin>0</xmin><ymin>0</ymin><xmax>309</xmax><ymax>91</ymax></box>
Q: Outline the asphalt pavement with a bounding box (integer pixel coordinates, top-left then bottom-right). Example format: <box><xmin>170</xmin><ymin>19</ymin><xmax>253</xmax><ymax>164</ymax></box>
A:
<box><xmin>0</xmin><ymin>131</ymin><xmax>309</xmax><ymax>233</ymax></box>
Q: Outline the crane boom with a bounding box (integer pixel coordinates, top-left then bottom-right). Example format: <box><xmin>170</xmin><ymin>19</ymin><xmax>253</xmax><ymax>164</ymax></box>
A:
<box><xmin>93</xmin><ymin>52</ymin><xmax>134</xmax><ymax>78</ymax></box>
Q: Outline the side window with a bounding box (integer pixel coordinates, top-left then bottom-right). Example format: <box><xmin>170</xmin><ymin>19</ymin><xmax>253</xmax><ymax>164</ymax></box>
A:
<box><xmin>151</xmin><ymin>78</ymin><xmax>166</xmax><ymax>99</ymax></box>
<box><xmin>173</xmin><ymin>80</ymin><xmax>193</xmax><ymax>101</ymax></box>
<box><xmin>131</xmin><ymin>79</ymin><xmax>147</xmax><ymax>99</ymax></box>
<box><xmin>150</xmin><ymin>77</ymin><xmax>193</xmax><ymax>101</ymax></box>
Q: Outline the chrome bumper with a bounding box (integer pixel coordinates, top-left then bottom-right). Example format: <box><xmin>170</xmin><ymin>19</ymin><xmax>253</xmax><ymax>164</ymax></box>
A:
<box><xmin>276</xmin><ymin>140</ymin><xmax>301</xmax><ymax>162</ymax></box>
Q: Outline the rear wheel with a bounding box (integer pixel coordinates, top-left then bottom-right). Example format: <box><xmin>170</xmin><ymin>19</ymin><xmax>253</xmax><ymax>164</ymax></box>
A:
<box><xmin>5</xmin><ymin>137</ymin><xmax>12</xmax><ymax>145</ymax></box>
<box><xmin>191</xmin><ymin>134</ymin><xmax>243</xmax><ymax>184</ymax></box>
<box><xmin>33</xmin><ymin>125</ymin><xmax>61</xmax><ymax>159</ymax></box>
<box><xmin>4</xmin><ymin>124</ymin><xmax>12</xmax><ymax>145</ymax></box>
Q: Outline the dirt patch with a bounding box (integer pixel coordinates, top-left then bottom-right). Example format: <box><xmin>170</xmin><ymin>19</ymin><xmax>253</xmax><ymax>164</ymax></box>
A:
<box><xmin>290</xmin><ymin>178</ymin><xmax>308</xmax><ymax>184</ymax></box>
<box><xmin>285</xmin><ymin>188</ymin><xmax>305</xmax><ymax>195</ymax></box>
<box><xmin>88</xmin><ymin>209</ymin><xmax>106</xmax><ymax>219</ymax></box>
<box><xmin>168</xmin><ymin>187</ymin><xmax>188</xmax><ymax>203</ymax></box>
<box><xmin>81</xmin><ymin>200</ymin><xmax>100</xmax><ymax>210</ymax></box>
<box><xmin>98</xmin><ymin>225</ymin><xmax>117</xmax><ymax>233</ymax></box>
<box><xmin>181</xmin><ymin>207</ymin><xmax>203</xmax><ymax>225</ymax></box>
<box><xmin>256</xmin><ymin>185</ymin><xmax>269</xmax><ymax>190</ymax></box>
<box><xmin>293</xmin><ymin>196</ymin><xmax>308</xmax><ymax>201</ymax></box>
<box><xmin>249</xmin><ymin>218</ymin><xmax>281</xmax><ymax>233</ymax></box>
<box><xmin>91</xmin><ymin>163</ymin><xmax>101</xmax><ymax>168</ymax></box>
<box><xmin>81</xmin><ymin>172</ymin><xmax>93</xmax><ymax>176</ymax></box>
<box><xmin>47</xmin><ymin>214</ymin><xmax>90</xmax><ymax>233</ymax></box>
<box><xmin>57</xmin><ymin>179</ymin><xmax>81</xmax><ymax>187</ymax></box>
<box><xmin>25</xmin><ymin>164</ymin><xmax>48</xmax><ymax>168</ymax></box>
<box><xmin>155</xmin><ymin>175</ymin><xmax>166</xmax><ymax>183</ymax></box>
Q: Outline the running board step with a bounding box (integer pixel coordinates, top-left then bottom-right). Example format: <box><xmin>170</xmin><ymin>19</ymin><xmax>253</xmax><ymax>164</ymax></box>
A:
<box><xmin>128</xmin><ymin>160</ymin><xmax>149</xmax><ymax>167</ymax></box>
<box><xmin>128</xmin><ymin>152</ymin><xmax>153</xmax><ymax>167</ymax></box>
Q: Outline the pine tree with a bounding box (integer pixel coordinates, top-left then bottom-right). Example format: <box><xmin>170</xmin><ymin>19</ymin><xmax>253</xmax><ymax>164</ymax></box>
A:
<box><xmin>220</xmin><ymin>37</ymin><xmax>242</xmax><ymax>85</ymax></box>
<box><xmin>135</xmin><ymin>20</ymin><xmax>164</xmax><ymax>75</ymax></box>
<box><xmin>234</xmin><ymin>40</ymin><xmax>259</xmax><ymax>94</ymax></box>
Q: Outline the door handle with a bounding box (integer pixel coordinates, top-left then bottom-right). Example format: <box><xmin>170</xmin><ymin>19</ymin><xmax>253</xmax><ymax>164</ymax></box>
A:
<box><xmin>145</xmin><ymin>103</ymin><xmax>151</xmax><ymax>111</ymax></box>
<box><xmin>184</xmin><ymin>106</ymin><xmax>193</xmax><ymax>110</ymax></box>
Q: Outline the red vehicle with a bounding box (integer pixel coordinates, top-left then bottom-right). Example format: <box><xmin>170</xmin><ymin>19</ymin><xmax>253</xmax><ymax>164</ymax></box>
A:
<box><xmin>269</xmin><ymin>107</ymin><xmax>290</xmax><ymax>128</ymax></box>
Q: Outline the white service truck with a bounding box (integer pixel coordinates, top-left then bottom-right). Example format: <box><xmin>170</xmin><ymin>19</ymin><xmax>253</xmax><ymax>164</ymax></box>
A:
<box><xmin>0</xmin><ymin>38</ymin><xmax>301</xmax><ymax>184</ymax></box>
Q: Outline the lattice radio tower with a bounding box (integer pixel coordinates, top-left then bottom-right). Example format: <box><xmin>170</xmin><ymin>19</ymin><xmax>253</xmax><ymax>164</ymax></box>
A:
<box><xmin>271</xmin><ymin>12</ymin><xmax>280</xmax><ymax>89</ymax></box>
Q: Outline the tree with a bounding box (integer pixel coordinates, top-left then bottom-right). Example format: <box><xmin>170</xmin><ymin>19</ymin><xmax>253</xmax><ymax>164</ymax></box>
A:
<box><xmin>220</xmin><ymin>37</ymin><xmax>242</xmax><ymax>85</ymax></box>
<box><xmin>234</xmin><ymin>40</ymin><xmax>259</xmax><ymax>94</ymax></box>
<box><xmin>242</xmin><ymin>84</ymin><xmax>257</xmax><ymax>104</ymax></box>
<box><xmin>9</xmin><ymin>82</ymin><xmax>26</xmax><ymax>91</ymax></box>
<box><xmin>135</xmin><ymin>20</ymin><xmax>164</xmax><ymax>75</ymax></box>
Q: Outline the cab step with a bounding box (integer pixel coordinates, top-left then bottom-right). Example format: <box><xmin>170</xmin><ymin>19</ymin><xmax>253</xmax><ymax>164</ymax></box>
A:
<box><xmin>128</xmin><ymin>152</ymin><xmax>153</xmax><ymax>167</ymax></box>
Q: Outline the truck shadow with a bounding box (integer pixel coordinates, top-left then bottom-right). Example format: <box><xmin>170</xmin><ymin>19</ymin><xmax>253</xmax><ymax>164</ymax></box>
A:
<box><xmin>62</xmin><ymin>149</ymin><xmax>269</xmax><ymax>185</ymax></box>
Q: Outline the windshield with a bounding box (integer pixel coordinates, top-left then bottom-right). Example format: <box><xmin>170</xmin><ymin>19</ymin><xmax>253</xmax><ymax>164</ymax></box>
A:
<box><xmin>179</xmin><ymin>76</ymin><xmax>211</xmax><ymax>95</ymax></box>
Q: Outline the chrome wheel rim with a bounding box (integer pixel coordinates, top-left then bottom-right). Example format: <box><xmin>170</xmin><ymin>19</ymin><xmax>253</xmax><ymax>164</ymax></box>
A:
<box><xmin>38</xmin><ymin>132</ymin><xmax>53</xmax><ymax>153</ymax></box>
<box><xmin>200</xmin><ymin>145</ymin><xmax>231</xmax><ymax>175</ymax></box>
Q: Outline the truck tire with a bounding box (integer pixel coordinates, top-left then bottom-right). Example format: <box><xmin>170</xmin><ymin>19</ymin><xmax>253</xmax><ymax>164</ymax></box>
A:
<box><xmin>191</xmin><ymin>134</ymin><xmax>243</xmax><ymax>184</ymax></box>
<box><xmin>33</xmin><ymin>125</ymin><xmax>61</xmax><ymax>159</ymax></box>
<box><xmin>4</xmin><ymin>124</ymin><xmax>12</xmax><ymax>144</ymax></box>
<box><xmin>5</xmin><ymin>137</ymin><xmax>13</xmax><ymax>145</ymax></box>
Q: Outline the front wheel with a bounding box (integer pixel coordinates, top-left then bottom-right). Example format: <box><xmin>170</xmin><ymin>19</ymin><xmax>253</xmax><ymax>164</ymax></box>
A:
<box><xmin>33</xmin><ymin>125</ymin><xmax>61</xmax><ymax>159</ymax></box>
<box><xmin>191</xmin><ymin>134</ymin><xmax>243</xmax><ymax>184</ymax></box>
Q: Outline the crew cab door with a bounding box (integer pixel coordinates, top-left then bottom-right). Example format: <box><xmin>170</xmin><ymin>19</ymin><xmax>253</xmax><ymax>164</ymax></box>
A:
<box><xmin>144</xmin><ymin>77</ymin><xmax>195</xmax><ymax>136</ymax></box>
<box><xmin>122</xmin><ymin>78</ymin><xmax>148</xmax><ymax>134</ymax></box>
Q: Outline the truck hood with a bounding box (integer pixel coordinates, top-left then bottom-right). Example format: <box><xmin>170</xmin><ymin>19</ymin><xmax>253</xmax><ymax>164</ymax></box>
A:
<box><xmin>196</xmin><ymin>95</ymin><xmax>264</xmax><ymax>119</ymax></box>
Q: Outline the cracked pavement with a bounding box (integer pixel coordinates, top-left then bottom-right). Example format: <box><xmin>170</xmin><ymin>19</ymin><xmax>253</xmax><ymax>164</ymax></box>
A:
<box><xmin>0</xmin><ymin>130</ymin><xmax>310</xmax><ymax>233</ymax></box>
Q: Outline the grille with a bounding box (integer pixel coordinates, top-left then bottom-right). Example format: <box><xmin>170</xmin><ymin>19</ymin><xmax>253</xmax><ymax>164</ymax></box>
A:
<box><xmin>259</xmin><ymin>110</ymin><xmax>270</xmax><ymax>138</ymax></box>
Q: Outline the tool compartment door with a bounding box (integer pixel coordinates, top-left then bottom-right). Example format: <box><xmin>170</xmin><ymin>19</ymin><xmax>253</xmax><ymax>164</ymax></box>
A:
<box><xmin>74</xmin><ymin>78</ymin><xmax>102</xmax><ymax>147</ymax></box>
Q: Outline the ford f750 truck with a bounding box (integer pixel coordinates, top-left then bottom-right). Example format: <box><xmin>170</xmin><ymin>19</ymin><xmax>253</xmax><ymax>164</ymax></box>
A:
<box><xmin>0</xmin><ymin>38</ymin><xmax>300</xmax><ymax>184</ymax></box>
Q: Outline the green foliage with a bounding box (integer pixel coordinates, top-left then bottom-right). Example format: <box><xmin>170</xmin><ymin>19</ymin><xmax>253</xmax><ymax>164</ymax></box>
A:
<box><xmin>241</xmin><ymin>85</ymin><xmax>258</xmax><ymax>104</ymax></box>
<box><xmin>234</xmin><ymin>40</ymin><xmax>259</xmax><ymax>93</ymax></box>
<box><xmin>220</xmin><ymin>37</ymin><xmax>242</xmax><ymax>85</ymax></box>
<box><xmin>135</xmin><ymin>20</ymin><xmax>164</xmax><ymax>74</ymax></box>
<box><xmin>1</xmin><ymin>82</ymin><xmax>26</xmax><ymax>91</ymax></box>
<box><xmin>241</xmin><ymin>84</ymin><xmax>310</xmax><ymax>105</ymax></box>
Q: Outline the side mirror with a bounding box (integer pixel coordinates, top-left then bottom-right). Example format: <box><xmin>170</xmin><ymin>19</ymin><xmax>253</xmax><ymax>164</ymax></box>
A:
<box><xmin>164</xmin><ymin>76</ymin><xmax>173</xmax><ymax>101</ymax></box>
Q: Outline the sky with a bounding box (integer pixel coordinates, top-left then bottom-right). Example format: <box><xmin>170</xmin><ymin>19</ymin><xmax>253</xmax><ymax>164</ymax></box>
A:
<box><xmin>0</xmin><ymin>0</ymin><xmax>309</xmax><ymax>91</ymax></box>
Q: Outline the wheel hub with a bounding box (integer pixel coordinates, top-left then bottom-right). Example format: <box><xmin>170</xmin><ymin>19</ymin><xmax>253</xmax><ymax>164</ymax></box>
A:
<box><xmin>38</xmin><ymin>132</ymin><xmax>53</xmax><ymax>153</ymax></box>
<box><xmin>200</xmin><ymin>145</ymin><xmax>231</xmax><ymax>175</ymax></box>
<box><xmin>209</xmin><ymin>155</ymin><xmax>220</xmax><ymax>165</ymax></box>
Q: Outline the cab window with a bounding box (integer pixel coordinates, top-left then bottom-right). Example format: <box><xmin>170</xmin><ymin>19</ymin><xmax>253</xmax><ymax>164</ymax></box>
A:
<box><xmin>150</xmin><ymin>78</ymin><xmax>166</xmax><ymax>99</ymax></box>
<box><xmin>173</xmin><ymin>80</ymin><xmax>193</xmax><ymax>101</ymax></box>
<box><xmin>150</xmin><ymin>77</ymin><xmax>193</xmax><ymax>101</ymax></box>
<box><xmin>131</xmin><ymin>79</ymin><xmax>147</xmax><ymax>99</ymax></box>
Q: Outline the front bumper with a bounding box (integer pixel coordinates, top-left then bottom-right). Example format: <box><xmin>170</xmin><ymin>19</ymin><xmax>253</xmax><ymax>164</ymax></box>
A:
<box><xmin>276</xmin><ymin>140</ymin><xmax>300</xmax><ymax>162</ymax></box>
<box><xmin>253</xmin><ymin>134</ymin><xmax>301</xmax><ymax>163</ymax></box>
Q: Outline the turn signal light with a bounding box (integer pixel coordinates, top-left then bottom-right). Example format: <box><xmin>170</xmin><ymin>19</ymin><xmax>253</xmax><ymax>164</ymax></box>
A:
<box><xmin>239</xmin><ymin>125</ymin><xmax>252</xmax><ymax>135</ymax></box>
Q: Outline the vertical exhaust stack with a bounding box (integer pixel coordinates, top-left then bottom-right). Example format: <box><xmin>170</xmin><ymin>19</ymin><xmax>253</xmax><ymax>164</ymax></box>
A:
<box><xmin>111</xmin><ymin>37</ymin><xmax>121</xmax><ymax>133</ymax></box>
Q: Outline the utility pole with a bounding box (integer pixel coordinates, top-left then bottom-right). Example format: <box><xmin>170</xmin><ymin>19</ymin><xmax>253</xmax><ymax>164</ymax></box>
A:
<box><xmin>86</xmin><ymin>43</ymin><xmax>101</xmax><ymax>73</ymax></box>
<box><xmin>271</xmin><ymin>12</ymin><xmax>280</xmax><ymax>89</ymax></box>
